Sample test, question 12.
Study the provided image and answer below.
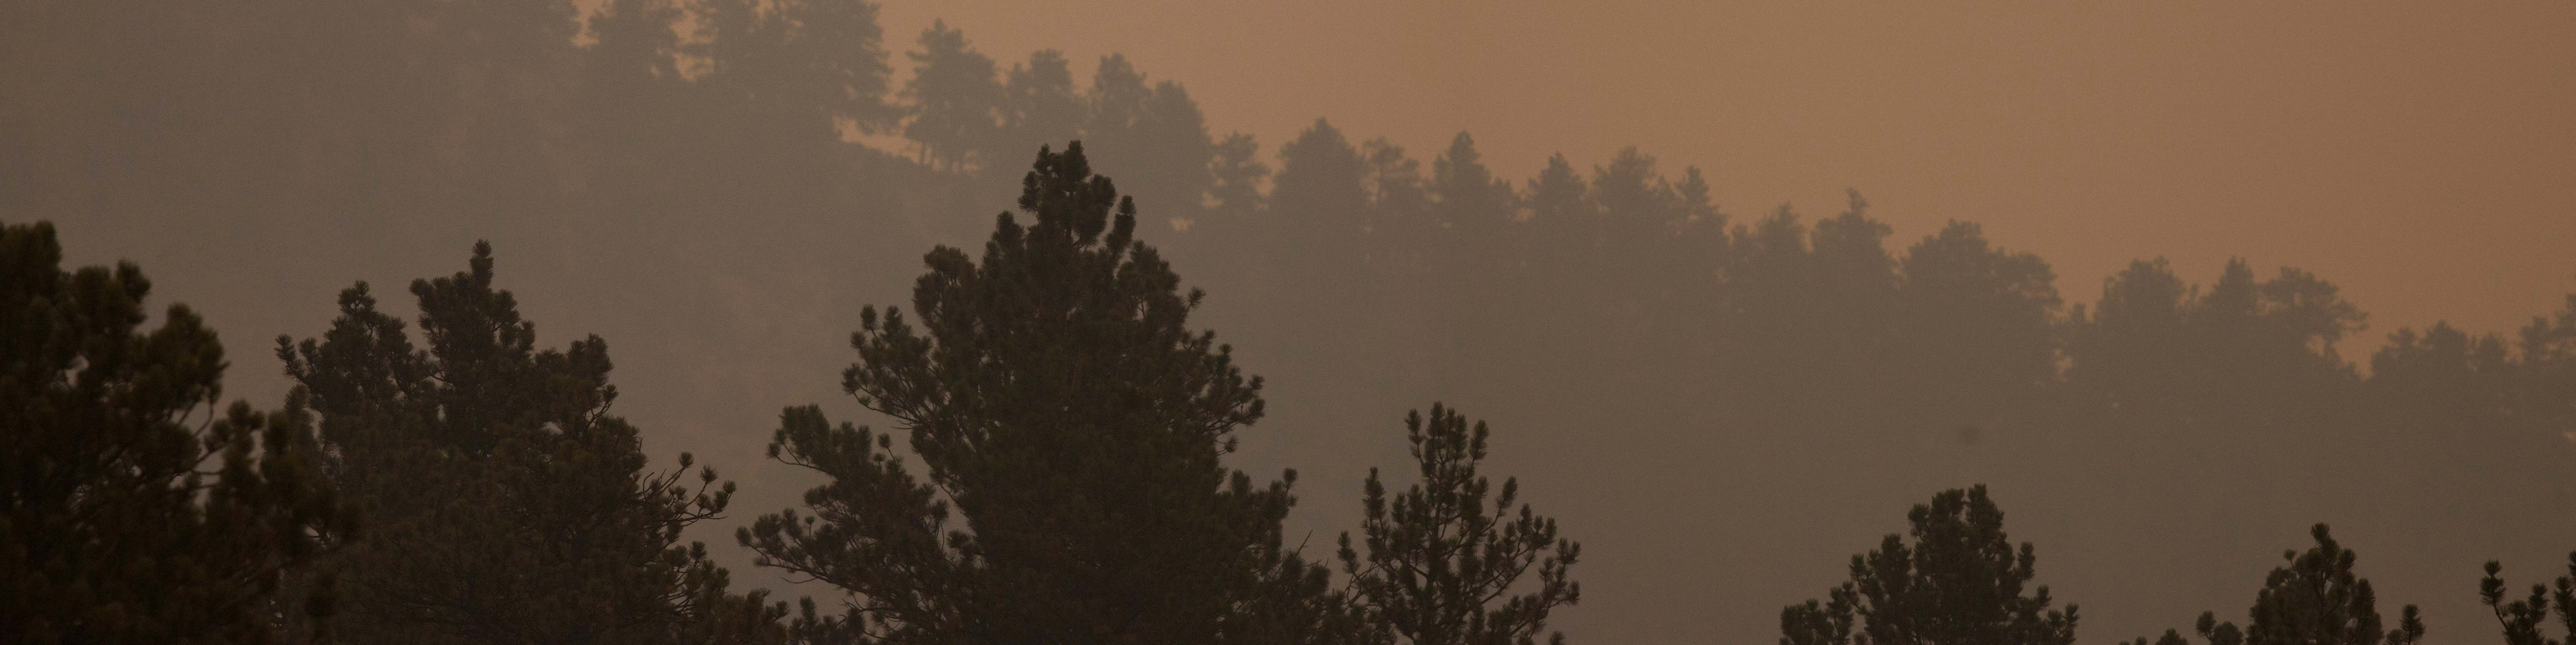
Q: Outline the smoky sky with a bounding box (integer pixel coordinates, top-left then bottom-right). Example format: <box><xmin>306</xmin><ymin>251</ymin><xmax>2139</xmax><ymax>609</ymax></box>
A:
<box><xmin>28</xmin><ymin>0</ymin><xmax>2576</xmax><ymax>644</ymax></box>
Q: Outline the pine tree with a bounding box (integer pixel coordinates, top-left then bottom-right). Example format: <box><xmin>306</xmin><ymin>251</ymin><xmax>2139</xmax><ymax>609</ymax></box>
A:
<box><xmin>901</xmin><ymin>19</ymin><xmax>1002</xmax><ymax>172</ymax></box>
<box><xmin>1001</xmin><ymin>50</ymin><xmax>1087</xmax><ymax>172</ymax></box>
<box><xmin>277</xmin><ymin>241</ymin><xmax>771</xmax><ymax>645</ymax></box>
<box><xmin>1421</xmin><ymin>132</ymin><xmax>1518</xmax><ymax>373</ymax></box>
<box><xmin>1515</xmin><ymin>152</ymin><xmax>1594</xmax><ymax>358</ymax></box>
<box><xmin>2513</xmin><ymin>291</ymin><xmax>2576</xmax><ymax>450</ymax></box>
<box><xmin>689</xmin><ymin>0</ymin><xmax>896</xmax><ymax>143</ymax></box>
<box><xmin>1779</xmin><ymin>485</ymin><xmax>2077</xmax><ymax>645</ymax></box>
<box><xmin>2156</xmin><ymin>524</ymin><xmax>2424</xmax><ymax>645</ymax></box>
<box><xmin>580</xmin><ymin>0</ymin><xmax>684</xmax><ymax>144</ymax></box>
<box><xmin>1521</xmin><ymin>153</ymin><xmax>1591</xmax><ymax>265</ymax></box>
<box><xmin>2066</xmin><ymin>257</ymin><xmax>2193</xmax><ymax>411</ymax></box>
<box><xmin>1209</xmin><ymin>132</ymin><xmax>1271</xmax><ymax>220</ymax></box>
<box><xmin>1126</xmin><ymin>80</ymin><xmax>1215</xmax><ymax>221</ymax></box>
<box><xmin>1337</xmin><ymin>403</ymin><xmax>1581</xmax><ymax>645</ymax></box>
<box><xmin>1272</xmin><ymin>118</ymin><xmax>1371</xmax><ymax>241</ymax></box>
<box><xmin>1893</xmin><ymin>221</ymin><xmax>2060</xmax><ymax>421</ymax></box>
<box><xmin>1587</xmin><ymin>147</ymin><xmax>1676</xmax><ymax>242</ymax></box>
<box><xmin>1895</xmin><ymin>224</ymin><xmax>2059</xmax><ymax>347</ymax></box>
<box><xmin>2481</xmin><ymin>552</ymin><xmax>2576</xmax><ymax>645</ymax></box>
<box><xmin>739</xmin><ymin>142</ymin><xmax>1352</xmax><ymax>645</ymax></box>
<box><xmin>1062</xmin><ymin>54</ymin><xmax>1212</xmax><ymax>224</ymax></box>
<box><xmin>1</xmin><ymin>221</ymin><xmax>357</xmax><ymax>644</ymax></box>
<box><xmin>1264</xmin><ymin>118</ymin><xmax>1373</xmax><ymax>356</ymax></box>
<box><xmin>1579</xmin><ymin>147</ymin><xmax>1701</xmax><ymax>365</ymax></box>
<box><xmin>2123</xmin><ymin>614</ymin><xmax>2244</xmax><ymax>645</ymax></box>
<box><xmin>577</xmin><ymin>0</ymin><xmax>688</xmax><ymax>233</ymax></box>
<box><xmin>1365</xmin><ymin>138</ymin><xmax>1431</xmax><ymax>234</ymax></box>
<box><xmin>1428</xmin><ymin>133</ymin><xmax>1515</xmax><ymax>236</ymax></box>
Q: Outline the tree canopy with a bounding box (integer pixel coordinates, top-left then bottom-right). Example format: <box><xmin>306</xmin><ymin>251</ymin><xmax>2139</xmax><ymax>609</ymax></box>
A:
<box><xmin>740</xmin><ymin>142</ymin><xmax>1346</xmax><ymax>645</ymax></box>
<box><xmin>277</xmin><ymin>242</ymin><xmax>766</xmax><ymax>645</ymax></box>
<box><xmin>1338</xmin><ymin>403</ymin><xmax>1580</xmax><ymax>645</ymax></box>
<box><xmin>1780</xmin><ymin>485</ymin><xmax>2078</xmax><ymax>645</ymax></box>
<box><xmin>1</xmin><ymin>220</ymin><xmax>356</xmax><ymax>644</ymax></box>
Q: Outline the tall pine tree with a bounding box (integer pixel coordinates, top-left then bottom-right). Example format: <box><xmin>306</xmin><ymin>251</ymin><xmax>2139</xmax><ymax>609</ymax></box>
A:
<box><xmin>2145</xmin><ymin>525</ymin><xmax>2424</xmax><ymax>645</ymax></box>
<box><xmin>901</xmin><ymin>19</ymin><xmax>1002</xmax><ymax>172</ymax></box>
<box><xmin>2</xmin><ymin>221</ymin><xmax>356</xmax><ymax>644</ymax></box>
<box><xmin>277</xmin><ymin>242</ymin><xmax>771</xmax><ymax>645</ymax></box>
<box><xmin>739</xmin><ymin>142</ymin><xmax>1352</xmax><ymax>645</ymax></box>
<box><xmin>2480</xmin><ymin>552</ymin><xmax>2576</xmax><ymax>645</ymax></box>
<box><xmin>1337</xmin><ymin>403</ymin><xmax>1581</xmax><ymax>645</ymax></box>
<box><xmin>1779</xmin><ymin>486</ymin><xmax>2077</xmax><ymax>645</ymax></box>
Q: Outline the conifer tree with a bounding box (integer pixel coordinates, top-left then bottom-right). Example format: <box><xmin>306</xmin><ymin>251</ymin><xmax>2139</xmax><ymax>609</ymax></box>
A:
<box><xmin>1514</xmin><ymin>152</ymin><xmax>1596</xmax><ymax>352</ymax></box>
<box><xmin>2512</xmin><ymin>291</ymin><xmax>2576</xmax><ymax>435</ymax></box>
<box><xmin>1428</xmin><ymin>133</ymin><xmax>1515</xmax><ymax>235</ymax></box>
<box><xmin>1337</xmin><ymin>403</ymin><xmax>1581</xmax><ymax>645</ymax></box>
<box><xmin>1272</xmin><ymin>118</ymin><xmax>1371</xmax><ymax>244</ymax></box>
<box><xmin>739</xmin><ymin>142</ymin><xmax>1351</xmax><ymax>645</ymax></box>
<box><xmin>1</xmin><ymin>221</ymin><xmax>356</xmax><ymax>644</ymax></box>
<box><xmin>2151</xmin><ymin>524</ymin><xmax>2423</xmax><ymax>645</ymax></box>
<box><xmin>2124</xmin><ymin>614</ymin><xmax>2245</xmax><ymax>645</ymax></box>
<box><xmin>1894</xmin><ymin>221</ymin><xmax>2061</xmax><ymax>412</ymax></box>
<box><xmin>902</xmin><ymin>19</ymin><xmax>1002</xmax><ymax>172</ymax></box>
<box><xmin>689</xmin><ymin>0</ymin><xmax>896</xmax><ymax>143</ymax></box>
<box><xmin>277</xmin><ymin>242</ymin><xmax>770</xmax><ymax>645</ymax></box>
<box><xmin>1779</xmin><ymin>486</ymin><xmax>2077</xmax><ymax>645</ymax></box>
<box><xmin>1002</xmin><ymin>50</ymin><xmax>1086</xmax><ymax>162</ymax></box>
<box><xmin>2066</xmin><ymin>258</ymin><xmax>2192</xmax><ymax>410</ymax></box>
<box><xmin>1209</xmin><ymin>132</ymin><xmax>1271</xmax><ymax>220</ymax></box>
<box><xmin>1420</xmin><ymin>133</ymin><xmax>1519</xmax><ymax>372</ymax></box>
<box><xmin>1267</xmin><ymin>118</ymin><xmax>1373</xmax><ymax>324</ymax></box>
<box><xmin>1080</xmin><ymin>55</ymin><xmax>1216</xmax><ymax>221</ymax></box>
<box><xmin>2480</xmin><ymin>552</ymin><xmax>2576</xmax><ymax>645</ymax></box>
<box><xmin>1364</xmin><ymin>138</ymin><xmax>1431</xmax><ymax>243</ymax></box>
<box><xmin>1125</xmin><ymin>80</ymin><xmax>1216</xmax><ymax>219</ymax></box>
<box><xmin>1523</xmin><ymin>154</ymin><xmax>1590</xmax><ymax>227</ymax></box>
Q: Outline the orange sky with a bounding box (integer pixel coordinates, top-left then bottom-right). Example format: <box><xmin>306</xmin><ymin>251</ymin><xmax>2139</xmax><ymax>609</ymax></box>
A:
<box><xmin>863</xmin><ymin>0</ymin><xmax>2575</xmax><ymax>352</ymax></box>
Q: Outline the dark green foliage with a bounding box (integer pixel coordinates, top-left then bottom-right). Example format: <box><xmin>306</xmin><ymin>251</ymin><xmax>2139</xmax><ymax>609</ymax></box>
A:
<box><xmin>2480</xmin><ymin>552</ymin><xmax>2576</xmax><ymax>645</ymax></box>
<box><xmin>1337</xmin><ymin>403</ymin><xmax>1581</xmax><ymax>645</ymax></box>
<box><xmin>2163</xmin><ymin>524</ymin><xmax>2423</xmax><ymax>645</ymax></box>
<box><xmin>740</xmin><ymin>142</ymin><xmax>1346</xmax><ymax>645</ymax></box>
<box><xmin>1</xmin><ymin>221</ymin><xmax>356</xmax><ymax>644</ymax></box>
<box><xmin>1779</xmin><ymin>486</ymin><xmax>2077</xmax><ymax>645</ymax></box>
<box><xmin>278</xmin><ymin>242</ymin><xmax>769</xmax><ymax>645</ymax></box>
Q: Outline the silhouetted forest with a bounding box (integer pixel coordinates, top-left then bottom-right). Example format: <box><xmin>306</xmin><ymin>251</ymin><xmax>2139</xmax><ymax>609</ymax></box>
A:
<box><xmin>5</xmin><ymin>1</ymin><xmax>2572</xmax><ymax>644</ymax></box>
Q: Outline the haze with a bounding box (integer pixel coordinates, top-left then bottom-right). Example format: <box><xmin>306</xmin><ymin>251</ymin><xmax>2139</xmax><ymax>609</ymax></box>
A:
<box><xmin>8</xmin><ymin>0</ymin><xmax>2572</xmax><ymax>644</ymax></box>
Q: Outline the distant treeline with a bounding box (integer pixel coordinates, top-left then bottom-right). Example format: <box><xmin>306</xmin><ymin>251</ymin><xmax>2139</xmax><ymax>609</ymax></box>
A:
<box><xmin>6</xmin><ymin>0</ymin><xmax>2575</xmax><ymax>643</ymax></box>
<box><xmin>10</xmin><ymin>0</ymin><xmax>2569</xmax><ymax>432</ymax></box>
<box><xmin>8</xmin><ymin>146</ymin><xmax>2576</xmax><ymax>644</ymax></box>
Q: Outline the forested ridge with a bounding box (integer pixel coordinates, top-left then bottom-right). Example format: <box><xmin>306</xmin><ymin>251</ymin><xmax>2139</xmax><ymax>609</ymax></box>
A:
<box><xmin>5</xmin><ymin>0</ymin><xmax>2573</xmax><ymax>644</ymax></box>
